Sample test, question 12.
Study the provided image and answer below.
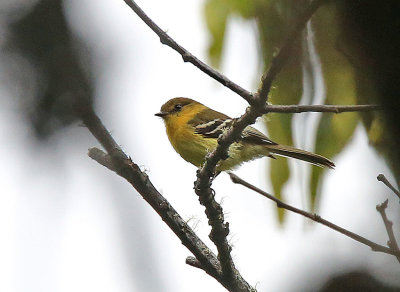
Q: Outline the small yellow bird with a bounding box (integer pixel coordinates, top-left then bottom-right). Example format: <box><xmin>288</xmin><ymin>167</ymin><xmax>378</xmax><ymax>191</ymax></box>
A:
<box><xmin>156</xmin><ymin>97</ymin><xmax>334</xmax><ymax>171</ymax></box>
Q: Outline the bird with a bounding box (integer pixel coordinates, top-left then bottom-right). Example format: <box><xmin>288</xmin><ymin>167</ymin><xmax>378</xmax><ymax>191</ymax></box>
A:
<box><xmin>155</xmin><ymin>97</ymin><xmax>335</xmax><ymax>172</ymax></box>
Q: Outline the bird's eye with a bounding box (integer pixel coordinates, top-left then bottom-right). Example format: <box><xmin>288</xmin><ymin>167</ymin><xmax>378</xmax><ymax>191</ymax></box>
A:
<box><xmin>174</xmin><ymin>104</ymin><xmax>183</xmax><ymax>111</ymax></box>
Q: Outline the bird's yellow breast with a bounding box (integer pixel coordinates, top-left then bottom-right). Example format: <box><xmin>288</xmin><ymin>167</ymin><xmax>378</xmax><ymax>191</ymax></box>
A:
<box><xmin>163</xmin><ymin>104</ymin><xmax>217</xmax><ymax>167</ymax></box>
<box><xmin>162</xmin><ymin>103</ymin><xmax>269</xmax><ymax>171</ymax></box>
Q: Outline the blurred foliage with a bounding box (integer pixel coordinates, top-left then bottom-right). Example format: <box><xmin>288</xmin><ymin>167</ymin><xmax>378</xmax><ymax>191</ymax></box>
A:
<box><xmin>204</xmin><ymin>0</ymin><xmax>399</xmax><ymax>221</ymax></box>
<box><xmin>5</xmin><ymin>0</ymin><xmax>93</xmax><ymax>139</ymax></box>
<box><xmin>318</xmin><ymin>270</ymin><xmax>400</xmax><ymax>292</ymax></box>
<box><xmin>336</xmin><ymin>0</ymin><xmax>400</xmax><ymax>182</ymax></box>
<box><xmin>310</xmin><ymin>6</ymin><xmax>358</xmax><ymax>210</ymax></box>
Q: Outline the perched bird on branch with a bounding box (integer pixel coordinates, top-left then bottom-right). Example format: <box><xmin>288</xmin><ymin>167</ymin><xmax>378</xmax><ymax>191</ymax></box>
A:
<box><xmin>156</xmin><ymin>97</ymin><xmax>334</xmax><ymax>171</ymax></box>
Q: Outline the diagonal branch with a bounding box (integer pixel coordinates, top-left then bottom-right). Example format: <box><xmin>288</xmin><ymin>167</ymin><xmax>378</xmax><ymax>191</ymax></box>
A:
<box><xmin>376</xmin><ymin>200</ymin><xmax>400</xmax><ymax>263</ymax></box>
<box><xmin>120</xmin><ymin>0</ymin><xmax>381</xmax><ymax>287</ymax></box>
<box><xmin>257</xmin><ymin>0</ymin><xmax>329</xmax><ymax>101</ymax></box>
<box><xmin>122</xmin><ymin>0</ymin><xmax>254</xmax><ymax>103</ymax></box>
<box><xmin>377</xmin><ymin>174</ymin><xmax>400</xmax><ymax>201</ymax></box>
<box><xmin>229</xmin><ymin>173</ymin><xmax>400</xmax><ymax>259</ymax></box>
<box><xmin>194</xmin><ymin>0</ymin><xmax>328</xmax><ymax>281</ymax></box>
<box><xmin>123</xmin><ymin>0</ymin><xmax>328</xmax><ymax>284</ymax></box>
<box><xmin>77</xmin><ymin>105</ymin><xmax>258</xmax><ymax>291</ymax></box>
<box><xmin>84</xmin><ymin>0</ymin><xmax>389</xmax><ymax>290</ymax></box>
<box><xmin>120</xmin><ymin>0</ymin><xmax>258</xmax><ymax>287</ymax></box>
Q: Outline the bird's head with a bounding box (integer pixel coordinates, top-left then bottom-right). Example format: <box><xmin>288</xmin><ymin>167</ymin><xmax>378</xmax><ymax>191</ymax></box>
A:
<box><xmin>155</xmin><ymin>97</ymin><xmax>201</xmax><ymax>120</ymax></box>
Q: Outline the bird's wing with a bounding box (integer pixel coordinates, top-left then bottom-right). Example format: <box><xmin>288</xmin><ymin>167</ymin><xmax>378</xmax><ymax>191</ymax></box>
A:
<box><xmin>189</xmin><ymin>108</ymin><xmax>276</xmax><ymax>145</ymax></box>
<box><xmin>241</xmin><ymin>126</ymin><xmax>277</xmax><ymax>145</ymax></box>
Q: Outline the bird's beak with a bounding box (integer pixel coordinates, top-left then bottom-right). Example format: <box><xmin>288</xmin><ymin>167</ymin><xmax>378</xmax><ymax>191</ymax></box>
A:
<box><xmin>155</xmin><ymin>111</ymin><xmax>167</xmax><ymax>118</ymax></box>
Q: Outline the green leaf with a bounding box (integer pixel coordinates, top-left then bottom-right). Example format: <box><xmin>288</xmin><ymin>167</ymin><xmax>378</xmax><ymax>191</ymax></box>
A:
<box><xmin>204</xmin><ymin>0</ymin><xmax>230</xmax><ymax>68</ymax></box>
<box><xmin>256</xmin><ymin>1</ymin><xmax>303</xmax><ymax>223</ymax></box>
<box><xmin>203</xmin><ymin>0</ymin><xmax>363</xmax><ymax>222</ymax></box>
<box><xmin>265</xmin><ymin>61</ymin><xmax>303</xmax><ymax>223</ymax></box>
<box><xmin>309</xmin><ymin>6</ymin><xmax>358</xmax><ymax>210</ymax></box>
<box><xmin>266</xmin><ymin>114</ymin><xmax>291</xmax><ymax>222</ymax></box>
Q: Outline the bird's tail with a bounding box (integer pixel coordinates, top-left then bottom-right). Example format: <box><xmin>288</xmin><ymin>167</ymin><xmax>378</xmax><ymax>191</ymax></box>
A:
<box><xmin>266</xmin><ymin>144</ymin><xmax>335</xmax><ymax>169</ymax></box>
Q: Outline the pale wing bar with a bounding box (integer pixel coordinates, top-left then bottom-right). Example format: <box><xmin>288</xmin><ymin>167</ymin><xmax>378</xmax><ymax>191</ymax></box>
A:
<box><xmin>195</xmin><ymin>119</ymin><xmax>277</xmax><ymax>146</ymax></box>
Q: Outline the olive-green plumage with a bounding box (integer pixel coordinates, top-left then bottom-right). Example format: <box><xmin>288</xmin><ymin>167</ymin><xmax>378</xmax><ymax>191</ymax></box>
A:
<box><xmin>156</xmin><ymin>97</ymin><xmax>335</xmax><ymax>171</ymax></box>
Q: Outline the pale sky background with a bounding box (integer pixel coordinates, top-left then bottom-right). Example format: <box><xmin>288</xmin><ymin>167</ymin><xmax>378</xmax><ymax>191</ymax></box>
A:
<box><xmin>0</xmin><ymin>0</ymin><xmax>399</xmax><ymax>291</ymax></box>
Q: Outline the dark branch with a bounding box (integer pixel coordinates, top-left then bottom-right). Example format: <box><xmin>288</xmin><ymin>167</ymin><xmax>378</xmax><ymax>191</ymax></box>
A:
<box><xmin>229</xmin><ymin>172</ymin><xmax>400</xmax><ymax>259</ymax></box>
<box><xmin>193</xmin><ymin>115</ymin><xmax>259</xmax><ymax>288</ymax></box>
<box><xmin>120</xmin><ymin>0</ymin><xmax>380</xmax><ymax>288</ymax></box>
<box><xmin>257</xmin><ymin>0</ymin><xmax>329</xmax><ymax>101</ymax></box>
<box><xmin>119</xmin><ymin>1</ymin><xmax>255</xmax><ymax>288</ymax></box>
<box><xmin>194</xmin><ymin>173</ymin><xmax>238</xmax><ymax>288</ymax></box>
<box><xmin>78</xmin><ymin>107</ymin><xmax>229</xmax><ymax>286</ymax></box>
<box><xmin>87</xmin><ymin>145</ymin><xmax>254</xmax><ymax>291</ymax></box>
<box><xmin>193</xmin><ymin>0</ymin><xmax>328</xmax><ymax>282</ymax></box>
<box><xmin>263</xmin><ymin>104</ymin><xmax>382</xmax><ymax>114</ymax></box>
<box><xmin>376</xmin><ymin>200</ymin><xmax>400</xmax><ymax>263</ymax></box>
<box><xmin>186</xmin><ymin>256</ymin><xmax>204</xmax><ymax>270</ymax></box>
<box><xmin>80</xmin><ymin>0</ymin><xmax>389</xmax><ymax>290</ymax></box>
<box><xmin>121</xmin><ymin>0</ymin><xmax>254</xmax><ymax>103</ymax></box>
<box><xmin>78</xmin><ymin>104</ymin><xmax>125</xmax><ymax>159</ymax></box>
<box><xmin>88</xmin><ymin>147</ymin><xmax>114</xmax><ymax>170</ymax></box>
<box><xmin>377</xmin><ymin>174</ymin><xmax>400</xmax><ymax>200</ymax></box>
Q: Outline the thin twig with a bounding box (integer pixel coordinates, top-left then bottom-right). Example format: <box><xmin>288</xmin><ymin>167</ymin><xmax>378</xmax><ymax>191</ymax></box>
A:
<box><xmin>120</xmin><ymin>1</ymin><xmax>253</xmax><ymax>287</ymax></box>
<box><xmin>87</xmin><ymin>147</ymin><xmax>254</xmax><ymax>291</ymax></box>
<box><xmin>257</xmin><ymin>0</ymin><xmax>329</xmax><ymax>101</ymax></box>
<box><xmin>194</xmin><ymin>0</ymin><xmax>328</xmax><ymax>282</ymax></box>
<box><xmin>121</xmin><ymin>0</ymin><xmax>254</xmax><ymax>103</ymax></box>
<box><xmin>263</xmin><ymin>104</ymin><xmax>382</xmax><ymax>114</ymax></box>
<box><xmin>120</xmin><ymin>0</ymin><xmax>379</xmax><ymax>288</ymax></box>
<box><xmin>229</xmin><ymin>172</ymin><xmax>400</xmax><ymax>259</ymax></box>
<box><xmin>84</xmin><ymin>0</ymin><xmax>388</xmax><ymax>290</ymax></box>
<box><xmin>376</xmin><ymin>200</ymin><xmax>400</xmax><ymax>263</ymax></box>
<box><xmin>377</xmin><ymin>174</ymin><xmax>400</xmax><ymax>200</ymax></box>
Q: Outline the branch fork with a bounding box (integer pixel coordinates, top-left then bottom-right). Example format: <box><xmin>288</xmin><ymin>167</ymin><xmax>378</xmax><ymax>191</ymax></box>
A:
<box><xmin>81</xmin><ymin>0</ymin><xmax>392</xmax><ymax>291</ymax></box>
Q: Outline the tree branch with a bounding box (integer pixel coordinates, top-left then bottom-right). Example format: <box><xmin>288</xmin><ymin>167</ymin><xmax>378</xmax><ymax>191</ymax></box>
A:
<box><xmin>376</xmin><ymin>200</ymin><xmax>400</xmax><ymax>263</ymax></box>
<box><xmin>377</xmin><ymin>174</ymin><xmax>400</xmax><ymax>201</ymax></box>
<box><xmin>120</xmin><ymin>1</ymin><xmax>257</xmax><ymax>288</ymax></box>
<box><xmin>193</xmin><ymin>0</ymin><xmax>328</xmax><ymax>283</ymax></box>
<box><xmin>193</xmin><ymin>174</ymin><xmax>238</xmax><ymax>288</ymax></box>
<box><xmin>263</xmin><ymin>104</ymin><xmax>382</xmax><ymax>114</ymax></box>
<box><xmin>186</xmin><ymin>256</ymin><xmax>204</xmax><ymax>270</ymax></box>
<box><xmin>112</xmin><ymin>0</ymin><xmax>327</xmax><ymax>289</ymax></box>
<box><xmin>229</xmin><ymin>172</ymin><xmax>400</xmax><ymax>259</ymax></box>
<box><xmin>121</xmin><ymin>0</ymin><xmax>254</xmax><ymax>103</ymax></box>
<box><xmin>86</xmin><ymin>146</ymin><xmax>254</xmax><ymax>291</ymax></box>
<box><xmin>119</xmin><ymin>0</ymin><xmax>384</xmax><ymax>288</ymax></box>
<box><xmin>257</xmin><ymin>0</ymin><xmax>329</xmax><ymax>101</ymax></box>
<box><xmin>77</xmin><ymin>106</ymin><xmax>234</xmax><ymax>287</ymax></box>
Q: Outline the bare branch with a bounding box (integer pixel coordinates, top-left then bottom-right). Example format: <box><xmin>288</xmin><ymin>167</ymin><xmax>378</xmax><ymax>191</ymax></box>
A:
<box><xmin>376</xmin><ymin>200</ymin><xmax>400</xmax><ymax>263</ymax></box>
<box><xmin>194</xmin><ymin>0</ymin><xmax>329</xmax><ymax>281</ymax></box>
<box><xmin>88</xmin><ymin>147</ymin><xmax>114</xmax><ymax>170</ymax></box>
<box><xmin>186</xmin><ymin>256</ymin><xmax>204</xmax><ymax>270</ymax></box>
<box><xmin>77</xmin><ymin>107</ymin><xmax>230</xmax><ymax>286</ymax></box>
<box><xmin>257</xmin><ymin>0</ymin><xmax>329</xmax><ymax>101</ymax></box>
<box><xmin>229</xmin><ymin>172</ymin><xmax>400</xmax><ymax>259</ymax></box>
<box><xmin>377</xmin><ymin>174</ymin><xmax>400</xmax><ymax>200</ymax></box>
<box><xmin>121</xmin><ymin>0</ymin><xmax>254</xmax><ymax>103</ymax></box>
<box><xmin>81</xmin><ymin>0</ymin><xmax>391</xmax><ymax>290</ymax></box>
<box><xmin>119</xmin><ymin>0</ymin><xmax>385</xmax><ymax>288</ymax></box>
<box><xmin>119</xmin><ymin>1</ymin><xmax>256</xmax><ymax>286</ymax></box>
<box><xmin>193</xmin><ymin>176</ymin><xmax>238</xmax><ymax>287</ymax></box>
<box><xmin>263</xmin><ymin>104</ymin><xmax>382</xmax><ymax>114</ymax></box>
